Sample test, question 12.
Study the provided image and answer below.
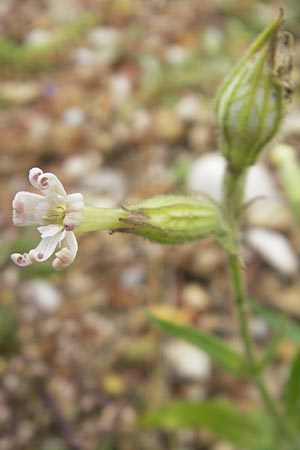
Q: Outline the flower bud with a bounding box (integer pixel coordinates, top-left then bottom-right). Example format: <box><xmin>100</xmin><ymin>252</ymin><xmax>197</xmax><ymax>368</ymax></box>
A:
<box><xmin>119</xmin><ymin>195</ymin><xmax>222</xmax><ymax>244</ymax></box>
<box><xmin>214</xmin><ymin>11</ymin><xmax>294</xmax><ymax>172</ymax></box>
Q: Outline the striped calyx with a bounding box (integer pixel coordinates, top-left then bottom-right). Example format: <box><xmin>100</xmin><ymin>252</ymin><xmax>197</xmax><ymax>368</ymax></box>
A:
<box><xmin>214</xmin><ymin>10</ymin><xmax>293</xmax><ymax>173</ymax></box>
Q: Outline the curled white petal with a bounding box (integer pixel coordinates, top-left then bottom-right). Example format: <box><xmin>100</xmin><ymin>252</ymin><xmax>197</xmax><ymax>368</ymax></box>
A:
<box><xmin>11</xmin><ymin>253</ymin><xmax>33</xmax><ymax>267</ymax></box>
<box><xmin>52</xmin><ymin>247</ymin><xmax>76</xmax><ymax>270</ymax></box>
<box><xmin>52</xmin><ymin>231</ymin><xmax>78</xmax><ymax>270</ymax></box>
<box><xmin>37</xmin><ymin>172</ymin><xmax>67</xmax><ymax>200</ymax></box>
<box><xmin>63</xmin><ymin>193</ymin><xmax>84</xmax><ymax>230</ymax></box>
<box><xmin>12</xmin><ymin>191</ymin><xmax>49</xmax><ymax>226</ymax></box>
<box><xmin>29</xmin><ymin>167</ymin><xmax>44</xmax><ymax>189</ymax></box>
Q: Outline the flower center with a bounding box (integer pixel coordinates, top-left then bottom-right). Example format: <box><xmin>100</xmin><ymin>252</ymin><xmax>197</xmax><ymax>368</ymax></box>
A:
<box><xmin>43</xmin><ymin>205</ymin><xmax>66</xmax><ymax>225</ymax></box>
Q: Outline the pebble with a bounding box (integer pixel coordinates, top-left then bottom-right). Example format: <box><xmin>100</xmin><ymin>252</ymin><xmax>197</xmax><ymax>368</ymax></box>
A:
<box><xmin>62</xmin><ymin>152</ymin><xmax>102</xmax><ymax>178</ymax></box>
<box><xmin>25</xmin><ymin>29</ymin><xmax>52</xmax><ymax>46</ymax></box>
<box><xmin>187</xmin><ymin>152</ymin><xmax>280</xmax><ymax>202</ymax></box>
<box><xmin>246</xmin><ymin>228</ymin><xmax>298</xmax><ymax>277</ymax></box>
<box><xmin>73</xmin><ymin>47</ymin><xmax>100</xmax><ymax>67</ymax></box>
<box><xmin>154</xmin><ymin>108</ymin><xmax>184</xmax><ymax>142</ymax></box>
<box><xmin>0</xmin><ymin>82</ymin><xmax>40</xmax><ymax>104</ymax></box>
<box><xmin>181</xmin><ymin>283</ymin><xmax>210</xmax><ymax>311</ymax></box>
<box><xmin>164</xmin><ymin>45</ymin><xmax>189</xmax><ymax>64</ymax></box>
<box><xmin>119</xmin><ymin>265</ymin><xmax>147</xmax><ymax>290</ymax></box>
<box><xmin>175</xmin><ymin>95</ymin><xmax>200</xmax><ymax>122</ymax></box>
<box><xmin>61</xmin><ymin>107</ymin><xmax>86</xmax><ymax>127</ymax></box>
<box><xmin>163</xmin><ymin>340</ymin><xmax>212</xmax><ymax>380</ymax></box>
<box><xmin>78</xmin><ymin>168</ymin><xmax>127</xmax><ymax>202</ymax></box>
<box><xmin>109</xmin><ymin>74</ymin><xmax>131</xmax><ymax>106</ymax></box>
<box><xmin>186</xmin><ymin>152</ymin><xmax>225</xmax><ymax>200</ymax></box>
<box><xmin>281</xmin><ymin>108</ymin><xmax>300</xmax><ymax>137</ymax></box>
<box><xmin>273</xmin><ymin>285</ymin><xmax>300</xmax><ymax>318</ymax></box>
<box><xmin>88</xmin><ymin>27</ymin><xmax>120</xmax><ymax>49</ymax></box>
<box><xmin>21</xmin><ymin>280</ymin><xmax>62</xmax><ymax>312</ymax></box>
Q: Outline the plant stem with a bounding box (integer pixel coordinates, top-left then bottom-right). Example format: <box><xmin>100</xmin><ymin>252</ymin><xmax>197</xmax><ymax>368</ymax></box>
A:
<box><xmin>223</xmin><ymin>165</ymin><xmax>290</xmax><ymax>439</ymax></box>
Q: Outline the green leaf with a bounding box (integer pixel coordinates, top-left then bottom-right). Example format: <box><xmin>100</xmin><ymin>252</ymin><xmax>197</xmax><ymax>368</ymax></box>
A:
<box><xmin>141</xmin><ymin>401</ymin><xmax>272</xmax><ymax>449</ymax></box>
<box><xmin>148</xmin><ymin>312</ymin><xmax>246</xmax><ymax>376</ymax></box>
<box><xmin>283</xmin><ymin>351</ymin><xmax>300</xmax><ymax>417</ymax></box>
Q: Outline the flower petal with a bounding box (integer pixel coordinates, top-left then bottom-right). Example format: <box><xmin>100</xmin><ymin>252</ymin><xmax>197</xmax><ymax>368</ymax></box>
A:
<box><xmin>63</xmin><ymin>193</ymin><xmax>84</xmax><ymax>230</ymax></box>
<box><xmin>29</xmin><ymin>231</ymin><xmax>63</xmax><ymax>263</ymax></box>
<box><xmin>12</xmin><ymin>191</ymin><xmax>49</xmax><ymax>226</ymax></box>
<box><xmin>11</xmin><ymin>253</ymin><xmax>33</xmax><ymax>267</ymax></box>
<box><xmin>37</xmin><ymin>224</ymin><xmax>63</xmax><ymax>238</ymax></box>
<box><xmin>52</xmin><ymin>231</ymin><xmax>78</xmax><ymax>270</ymax></box>
<box><xmin>29</xmin><ymin>168</ymin><xmax>67</xmax><ymax>204</ymax></box>
<box><xmin>29</xmin><ymin>167</ymin><xmax>44</xmax><ymax>189</ymax></box>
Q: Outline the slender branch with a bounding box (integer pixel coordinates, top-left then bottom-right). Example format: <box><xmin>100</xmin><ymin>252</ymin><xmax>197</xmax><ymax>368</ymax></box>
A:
<box><xmin>222</xmin><ymin>166</ymin><xmax>291</xmax><ymax>440</ymax></box>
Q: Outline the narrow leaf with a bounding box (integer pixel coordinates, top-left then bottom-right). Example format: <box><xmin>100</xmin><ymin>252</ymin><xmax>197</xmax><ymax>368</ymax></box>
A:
<box><xmin>148</xmin><ymin>312</ymin><xmax>246</xmax><ymax>376</ymax></box>
<box><xmin>283</xmin><ymin>351</ymin><xmax>300</xmax><ymax>417</ymax></box>
<box><xmin>141</xmin><ymin>401</ymin><xmax>271</xmax><ymax>449</ymax></box>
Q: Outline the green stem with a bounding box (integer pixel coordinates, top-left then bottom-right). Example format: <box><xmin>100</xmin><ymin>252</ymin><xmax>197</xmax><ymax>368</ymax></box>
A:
<box><xmin>223</xmin><ymin>165</ymin><xmax>290</xmax><ymax>440</ymax></box>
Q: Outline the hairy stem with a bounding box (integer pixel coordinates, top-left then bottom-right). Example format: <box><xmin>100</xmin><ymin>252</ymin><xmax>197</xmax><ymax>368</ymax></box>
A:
<box><xmin>223</xmin><ymin>165</ymin><xmax>290</xmax><ymax>440</ymax></box>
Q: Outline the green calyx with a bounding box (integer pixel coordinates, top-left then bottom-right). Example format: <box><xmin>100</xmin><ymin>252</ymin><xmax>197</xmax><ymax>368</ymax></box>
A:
<box><xmin>214</xmin><ymin>10</ymin><xmax>293</xmax><ymax>172</ymax></box>
<box><xmin>120</xmin><ymin>195</ymin><xmax>223</xmax><ymax>245</ymax></box>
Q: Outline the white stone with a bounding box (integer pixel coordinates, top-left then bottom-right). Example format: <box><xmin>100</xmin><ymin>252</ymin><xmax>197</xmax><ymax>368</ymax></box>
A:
<box><xmin>26</xmin><ymin>29</ymin><xmax>52</xmax><ymax>46</ymax></box>
<box><xmin>109</xmin><ymin>74</ymin><xmax>131</xmax><ymax>106</ymax></box>
<box><xmin>88</xmin><ymin>27</ymin><xmax>120</xmax><ymax>48</ymax></box>
<box><xmin>187</xmin><ymin>153</ymin><xmax>225</xmax><ymax>200</ymax></box>
<box><xmin>163</xmin><ymin>340</ymin><xmax>211</xmax><ymax>380</ymax></box>
<box><xmin>187</xmin><ymin>152</ymin><xmax>280</xmax><ymax>202</ymax></box>
<box><xmin>21</xmin><ymin>280</ymin><xmax>62</xmax><ymax>312</ymax></box>
<box><xmin>175</xmin><ymin>95</ymin><xmax>200</xmax><ymax>121</ymax></box>
<box><xmin>165</xmin><ymin>45</ymin><xmax>189</xmax><ymax>64</ymax></box>
<box><xmin>246</xmin><ymin>228</ymin><xmax>298</xmax><ymax>276</ymax></box>
<box><xmin>61</xmin><ymin>107</ymin><xmax>86</xmax><ymax>127</ymax></box>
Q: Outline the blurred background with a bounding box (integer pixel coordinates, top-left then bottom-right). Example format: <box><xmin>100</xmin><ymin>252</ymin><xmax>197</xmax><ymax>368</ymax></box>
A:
<box><xmin>0</xmin><ymin>1</ymin><xmax>300</xmax><ymax>449</ymax></box>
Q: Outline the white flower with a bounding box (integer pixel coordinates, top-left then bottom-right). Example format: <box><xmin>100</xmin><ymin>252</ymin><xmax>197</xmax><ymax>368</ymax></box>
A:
<box><xmin>11</xmin><ymin>167</ymin><xmax>84</xmax><ymax>270</ymax></box>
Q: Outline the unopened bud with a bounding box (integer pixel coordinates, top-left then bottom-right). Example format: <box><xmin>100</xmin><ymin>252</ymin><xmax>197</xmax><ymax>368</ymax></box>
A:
<box><xmin>119</xmin><ymin>195</ymin><xmax>222</xmax><ymax>244</ymax></box>
<box><xmin>214</xmin><ymin>10</ymin><xmax>293</xmax><ymax>172</ymax></box>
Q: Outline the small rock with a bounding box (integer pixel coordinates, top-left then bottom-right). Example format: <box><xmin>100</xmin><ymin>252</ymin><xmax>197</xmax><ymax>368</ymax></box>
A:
<box><xmin>73</xmin><ymin>47</ymin><xmax>100</xmax><ymax>67</ymax></box>
<box><xmin>62</xmin><ymin>152</ymin><xmax>102</xmax><ymax>178</ymax></box>
<box><xmin>181</xmin><ymin>283</ymin><xmax>210</xmax><ymax>311</ymax></box>
<box><xmin>175</xmin><ymin>95</ymin><xmax>200</xmax><ymax>121</ymax></box>
<box><xmin>79</xmin><ymin>168</ymin><xmax>127</xmax><ymax>201</ymax></box>
<box><xmin>119</xmin><ymin>265</ymin><xmax>146</xmax><ymax>290</ymax></box>
<box><xmin>88</xmin><ymin>27</ymin><xmax>120</xmax><ymax>49</ymax></box>
<box><xmin>109</xmin><ymin>74</ymin><xmax>131</xmax><ymax>106</ymax></box>
<box><xmin>163</xmin><ymin>340</ymin><xmax>211</xmax><ymax>380</ymax></box>
<box><xmin>61</xmin><ymin>107</ymin><xmax>86</xmax><ymax>127</ymax></box>
<box><xmin>25</xmin><ymin>29</ymin><xmax>52</xmax><ymax>46</ymax></box>
<box><xmin>0</xmin><ymin>82</ymin><xmax>40</xmax><ymax>104</ymax></box>
<box><xmin>21</xmin><ymin>280</ymin><xmax>62</xmax><ymax>312</ymax></box>
<box><xmin>187</xmin><ymin>152</ymin><xmax>280</xmax><ymax>203</ymax></box>
<box><xmin>273</xmin><ymin>285</ymin><xmax>300</xmax><ymax>318</ymax></box>
<box><xmin>154</xmin><ymin>108</ymin><xmax>184</xmax><ymax>142</ymax></box>
<box><xmin>249</xmin><ymin>317</ymin><xmax>269</xmax><ymax>341</ymax></box>
<box><xmin>164</xmin><ymin>45</ymin><xmax>189</xmax><ymax>64</ymax></box>
<box><xmin>186</xmin><ymin>152</ymin><xmax>225</xmax><ymax>200</ymax></box>
<box><xmin>246</xmin><ymin>228</ymin><xmax>298</xmax><ymax>277</ymax></box>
